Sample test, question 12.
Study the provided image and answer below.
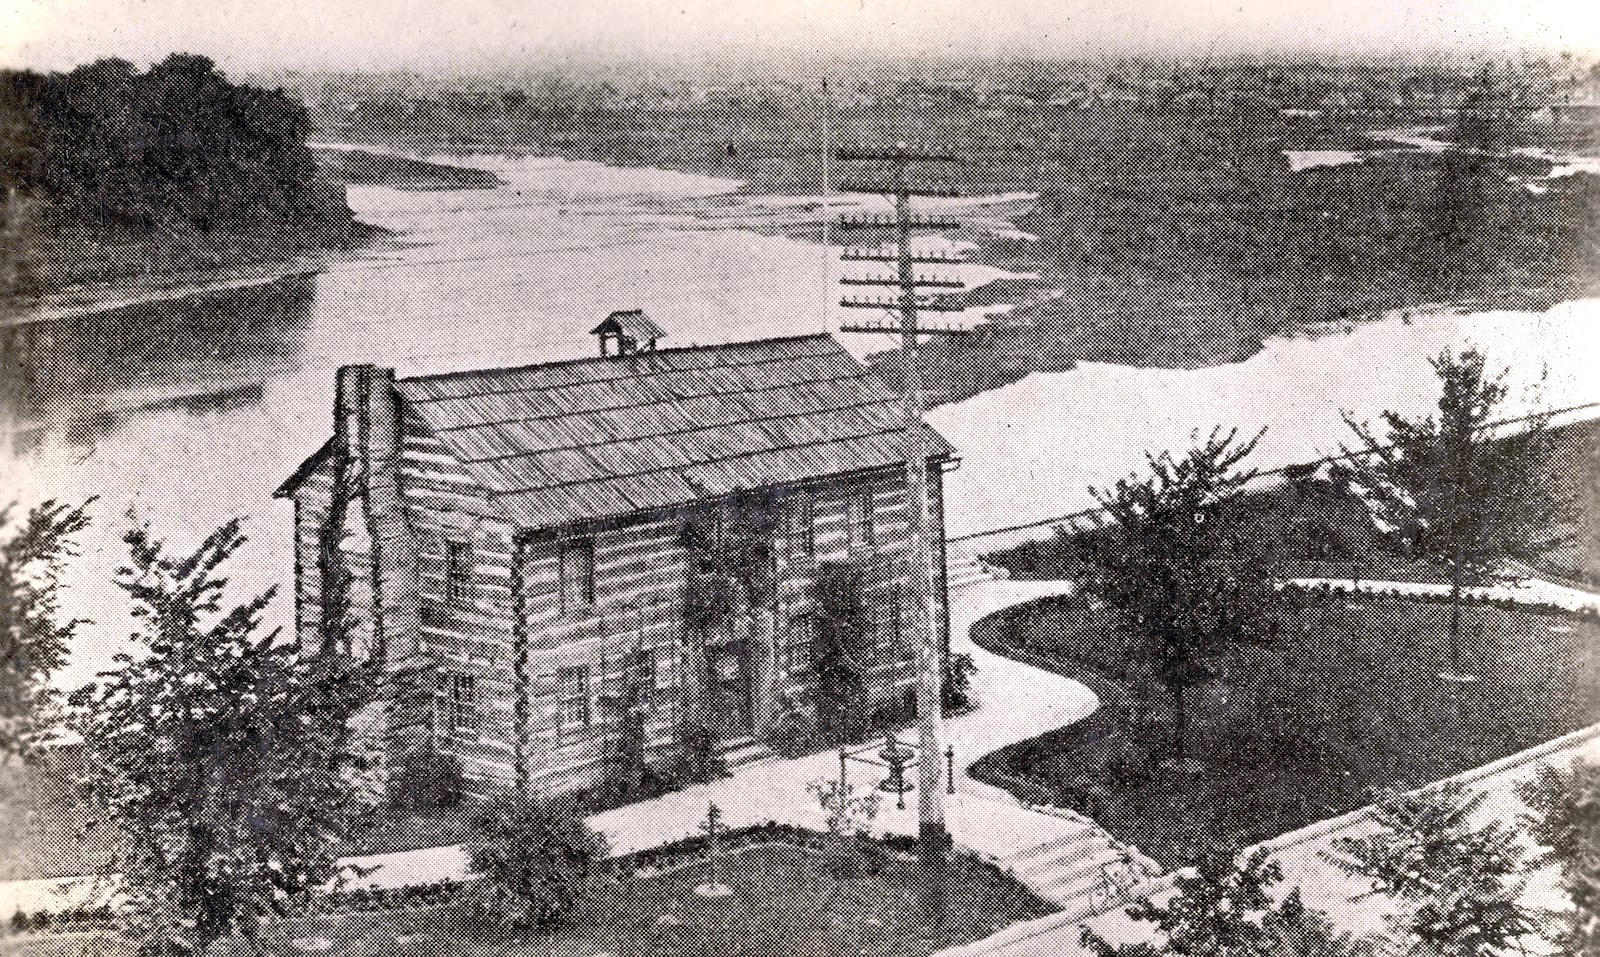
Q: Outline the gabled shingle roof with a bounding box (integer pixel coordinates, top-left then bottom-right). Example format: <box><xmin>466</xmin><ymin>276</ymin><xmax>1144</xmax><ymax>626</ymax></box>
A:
<box><xmin>394</xmin><ymin>334</ymin><xmax>954</xmax><ymax>530</ymax></box>
<box><xmin>591</xmin><ymin>309</ymin><xmax>666</xmax><ymax>343</ymax></box>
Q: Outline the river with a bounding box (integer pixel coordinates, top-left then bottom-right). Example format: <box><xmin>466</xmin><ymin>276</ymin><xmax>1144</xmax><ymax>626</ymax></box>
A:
<box><xmin>5</xmin><ymin>149</ymin><xmax>1598</xmax><ymax>689</ymax></box>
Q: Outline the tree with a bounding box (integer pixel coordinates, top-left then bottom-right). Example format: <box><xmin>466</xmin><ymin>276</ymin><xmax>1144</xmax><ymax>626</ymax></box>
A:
<box><xmin>1516</xmin><ymin>759</ymin><xmax>1600</xmax><ymax>954</ymax></box>
<box><xmin>464</xmin><ymin>791</ymin><xmax>608</xmax><ymax>931</ymax></box>
<box><xmin>1080</xmin><ymin>847</ymin><xmax>1366</xmax><ymax>957</ymax></box>
<box><xmin>0</xmin><ymin>499</ymin><xmax>90</xmax><ymax>757</ymax></box>
<box><xmin>807</xmin><ymin>776</ymin><xmax>882</xmax><ymax>885</ymax></box>
<box><xmin>1071</xmin><ymin>428</ymin><xmax>1278</xmax><ymax>766</ymax></box>
<box><xmin>1324</xmin><ymin>783</ymin><xmax>1536</xmax><ymax>957</ymax></box>
<box><xmin>72</xmin><ymin>520</ymin><xmax>382</xmax><ymax>957</ymax></box>
<box><xmin>1342</xmin><ymin>349</ymin><xmax>1577</xmax><ymax>682</ymax></box>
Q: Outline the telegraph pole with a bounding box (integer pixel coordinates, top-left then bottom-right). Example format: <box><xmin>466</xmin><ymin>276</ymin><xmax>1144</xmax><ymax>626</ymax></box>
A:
<box><xmin>834</xmin><ymin>145</ymin><xmax>969</xmax><ymax>867</ymax></box>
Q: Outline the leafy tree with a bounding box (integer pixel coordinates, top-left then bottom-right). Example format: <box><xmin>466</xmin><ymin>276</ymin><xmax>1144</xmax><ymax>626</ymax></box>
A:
<box><xmin>1515</xmin><ymin>759</ymin><xmax>1600</xmax><ymax>954</ymax></box>
<box><xmin>1080</xmin><ymin>847</ymin><xmax>1365</xmax><ymax>957</ymax></box>
<box><xmin>1071</xmin><ymin>428</ymin><xmax>1278</xmax><ymax>765</ymax></box>
<box><xmin>1323</xmin><ymin>783</ymin><xmax>1535</xmax><ymax>957</ymax></box>
<box><xmin>464</xmin><ymin>791</ymin><xmax>608</xmax><ymax>931</ymax></box>
<box><xmin>1342</xmin><ymin>349</ymin><xmax>1577</xmax><ymax>681</ymax></box>
<box><xmin>0</xmin><ymin>499</ymin><xmax>91</xmax><ymax>757</ymax></box>
<box><xmin>72</xmin><ymin>519</ymin><xmax>382</xmax><ymax>957</ymax></box>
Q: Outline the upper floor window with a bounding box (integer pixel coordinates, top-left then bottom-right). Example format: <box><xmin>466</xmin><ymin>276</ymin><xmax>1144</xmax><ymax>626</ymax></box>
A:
<box><xmin>439</xmin><ymin>671</ymin><xmax>478</xmax><ymax>733</ymax></box>
<box><xmin>559</xmin><ymin>537</ymin><xmax>596</xmax><ymax>615</ymax></box>
<box><xmin>444</xmin><ymin>540</ymin><xmax>473</xmax><ymax>609</ymax></box>
<box><xmin>847</xmin><ymin>490</ymin><xmax>876</xmax><ymax>555</ymax></box>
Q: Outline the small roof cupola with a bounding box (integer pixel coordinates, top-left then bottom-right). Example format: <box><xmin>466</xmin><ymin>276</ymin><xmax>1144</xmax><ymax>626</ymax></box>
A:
<box><xmin>592</xmin><ymin>309</ymin><xmax>666</xmax><ymax>357</ymax></box>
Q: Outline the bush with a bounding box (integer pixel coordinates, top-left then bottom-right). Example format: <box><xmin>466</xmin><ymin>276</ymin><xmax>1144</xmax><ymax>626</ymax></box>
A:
<box><xmin>465</xmin><ymin>791</ymin><xmax>608</xmax><ymax>931</ymax></box>
<box><xmin>9</xmin><ymin>910</ymin><xmax>29</xmax><ymax>933</ymax></box>
<box><xmin>389</xmin><ymin>750</ymin><xmax>465</xmax><ymax>813</ymax></box>
<box><xmin>943</xmin><ymin>651</ymin><xmax>978</xmax><ymax>714</ymax></box>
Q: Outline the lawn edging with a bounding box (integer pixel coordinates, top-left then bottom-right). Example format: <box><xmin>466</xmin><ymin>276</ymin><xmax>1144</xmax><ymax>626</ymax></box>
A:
<box><xmin>931</xmin><ymin>720</ymin><xmax>1600</xmax><ymax>957</ymax></box>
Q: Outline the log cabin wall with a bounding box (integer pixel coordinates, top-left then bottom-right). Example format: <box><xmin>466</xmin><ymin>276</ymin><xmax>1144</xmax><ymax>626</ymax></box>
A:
<box><xmin>279</xmin><ymin>336</ymin><xmax>957</xmax><ymax>799</ymax></box>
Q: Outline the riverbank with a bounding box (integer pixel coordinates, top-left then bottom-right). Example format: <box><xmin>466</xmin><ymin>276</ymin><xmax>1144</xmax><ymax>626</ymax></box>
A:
<box><xmin>1</xmin><ymin>220</ymin><xmax>389</xmax><ymax>327</ymax></box>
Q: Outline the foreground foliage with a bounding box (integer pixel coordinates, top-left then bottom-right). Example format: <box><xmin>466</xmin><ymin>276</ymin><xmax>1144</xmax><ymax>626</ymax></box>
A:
<box><xmin>1516</xmin><ymin>758</ymin><xmax>1600</xmax><ymax>955</ymax></box>
<box><xmin>464</xmin><ymin>791</ymin><xmax>609</xmax><ymax>931</ymax></box>
<box><xmin>1324</xmin><ymin>783</ymin><xmax>1535</xmax><ymax>957</ymax></box>
<box><xmin>0</xmin><ymin>499</ymin><xmax>90</xmax><ymax>757</ymax></box>
<box><xmin>1081</xmin><ymin>847</ymin><xmax>1367</xmax><ymax>957</ymax></box>
<box><xmin>72</xmin><ymin>520</ymin><xmax>382</xmax><ymax>957</ymax></box>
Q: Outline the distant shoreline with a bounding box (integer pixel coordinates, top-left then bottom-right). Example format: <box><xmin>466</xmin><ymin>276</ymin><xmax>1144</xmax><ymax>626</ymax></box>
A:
<box><xmin>3</xmin><ymin>221</ymin><xmax>391</xmax><ymax>327</ymax></box>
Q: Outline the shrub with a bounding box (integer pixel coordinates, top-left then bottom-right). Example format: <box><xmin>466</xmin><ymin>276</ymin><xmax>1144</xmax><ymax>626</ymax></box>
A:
<box><xmin>9</xmin><ymin>910</ymin><xmax>29</xmax><ymax>933</ymax></box>
<box><xmin>943</xmin><ymin>651</ymin><xmax>978</xmax><ymax>714</ymax></box>
<box><xmin>465</xmin><ymin>791</ymin><xmax>608</xmax><ymax>931</ymax></box>
<box><xmin>388</xmin><ymin>750</ymin><xmax>465</xmax><ymax>813</ymax></box>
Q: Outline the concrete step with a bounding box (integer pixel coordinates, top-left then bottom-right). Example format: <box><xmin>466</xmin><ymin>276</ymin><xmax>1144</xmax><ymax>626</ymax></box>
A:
<box><xmin>1004</xmin><ymin>828</ymin><xmax>1102</xmax><ymax>866</ymax></box>
<box><xmin>715</xmin><ymin>736</ymin><xmax>774</xmax><ymax>771</ymax></box>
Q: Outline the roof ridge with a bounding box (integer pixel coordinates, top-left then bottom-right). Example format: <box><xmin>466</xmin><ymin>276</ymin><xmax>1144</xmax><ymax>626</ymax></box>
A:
<box><xmin>424</xmin><ymin>369</ymin><xmax>879</xmax><ymax>431</ymax></box>
<box><xmin>398</xmin><ymin>332</ymin><xmax>840</xmax><ymax>387</ymax></box>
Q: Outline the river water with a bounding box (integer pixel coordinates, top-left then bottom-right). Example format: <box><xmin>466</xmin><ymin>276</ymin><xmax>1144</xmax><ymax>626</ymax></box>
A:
<box><xmin>6</xmin><ymin>150</ymin><xmax>1598</xmax><ymax>689</ymax></box>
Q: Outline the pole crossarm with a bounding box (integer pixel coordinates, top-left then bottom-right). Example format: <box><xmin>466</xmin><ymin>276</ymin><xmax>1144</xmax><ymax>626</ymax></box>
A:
<box><xmin>836</xmin><ymin>213</ymin><xmax>963</xmax><ymax>232</ymax></box>
<box><xmin>841</xmin><ymin>296</ymin><xmax>969</xmax><ymax>313</ymax></box>
<box><xmin>839</xmin><ymin>317</ymin><xmax>973</xmax><ymax>335</ymax></box>
<box><xmin>841</xmin><ymin>248</ymin><xmax>966</xmax><ymax>264</ymax></box>
<box><xmin>837</xmin><ymin>181</ymin><xmax>965</xmax><ymax>198</ymax></box>
<box><xmin>839</xmin><ymin>274</ymin><xmax>965</xmax><ymax>289</ymax></box>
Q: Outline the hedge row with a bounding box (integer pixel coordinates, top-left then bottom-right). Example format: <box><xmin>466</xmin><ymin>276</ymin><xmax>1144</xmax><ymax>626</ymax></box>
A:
<box><xmin>8</xmin><ymin>827</ymin><xmax>1014</xmax><ymax>932</ymax></box>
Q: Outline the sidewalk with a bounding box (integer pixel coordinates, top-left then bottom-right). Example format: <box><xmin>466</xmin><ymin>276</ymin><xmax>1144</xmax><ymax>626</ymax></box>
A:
<box><xmin>1286</xmin><ymin>574</ymin><xmax>1600</xmax><ymax>613</ymax></box>
<box><xmin>0</xmin><ymin>578</ymin><xmax>1107</xmax><ymax>915</ymax></box>
<box><xmin>955</xmin><ymin>725</ymin><xmax>1600</xmax><ymax>957</ymax></box>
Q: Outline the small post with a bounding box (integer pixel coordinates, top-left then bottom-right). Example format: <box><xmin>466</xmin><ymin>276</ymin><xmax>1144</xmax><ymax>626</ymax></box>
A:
<box><xmin>946</xmin><ymin>744</ymin><xmax>956</xmax><ymax>795</ymax></box>
<box><xmin>693</xmin><ymin>803</ymin><xmax>733</xmax><ymax>898</ymax></box>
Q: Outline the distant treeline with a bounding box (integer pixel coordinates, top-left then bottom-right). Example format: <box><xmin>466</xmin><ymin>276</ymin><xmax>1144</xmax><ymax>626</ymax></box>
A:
<box><xmin>3</xmin><ymin>54</ymin><xmax>339</xmax><ymax>228</ymax></box>
<box><xmin>1</xmin><ymin>54</ymin><xmax>355</xmax><ymax>296</ymax></box>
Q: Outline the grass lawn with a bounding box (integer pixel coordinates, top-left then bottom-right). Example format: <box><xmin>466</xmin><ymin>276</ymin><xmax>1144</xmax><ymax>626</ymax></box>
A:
<box><xmin>972</xmin><ymin>591</ymin><xmax>1600</xmax><ymax>869</ymax></box>
<box><xmin>0</xmin><ymin>844</ymin><xmax>1053</xmax><ymax>957</ymax></box>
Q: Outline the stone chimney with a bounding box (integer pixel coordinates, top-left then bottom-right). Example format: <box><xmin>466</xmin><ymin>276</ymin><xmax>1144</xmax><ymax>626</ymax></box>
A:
<box><xmin>333</xmin><ymin>364</ymin><xmax>418</xmax><ymax>661</ymax></box>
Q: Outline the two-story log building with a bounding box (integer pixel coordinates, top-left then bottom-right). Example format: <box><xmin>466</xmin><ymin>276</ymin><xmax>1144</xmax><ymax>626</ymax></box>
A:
<box><xmin>275</xmin><ymin>321</ymin><xmax>957</xmax><ymax>795</ymax></box>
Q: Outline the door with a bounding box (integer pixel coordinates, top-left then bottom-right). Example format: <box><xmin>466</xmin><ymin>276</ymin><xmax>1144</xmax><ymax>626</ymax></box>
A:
<box><xmin>707</xmin><ymin>639</ymin><xmax>754</xmax><ymax>738</ymax></box>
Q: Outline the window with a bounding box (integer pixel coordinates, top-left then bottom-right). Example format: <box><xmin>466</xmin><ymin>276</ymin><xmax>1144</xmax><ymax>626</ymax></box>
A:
<box><xmin>652</xmin><ymin>647</ymin><xmax>676</xmax><ymax>692</ymax></box>
<box><xmin>557</xmin><ymin>665</ymin><xmax>591</xmax><ymax>736</ymax></box>
<box><xmin>559</xmin><ymin>538</ymin><xmax>596</xmax><ymax>615</ymax></box>
<box><xmin>439</xmin><ymin>671</ymin><xmax>478</xmax><ymax>733</ymax></box>
<box><xmin>847</xmin><ymin>490</ymin><xmax>876</xmax><ymax>555</ymax></box>
<box><xmin>787</xmin><ymin>492</ymin><xmax>816</xmax><ymax>563</ymax></box>
<box><xmin>633</xmin><ymin>647</ymin><xmax>658</xmax><ymax>708</ymax></box>
<box><xmin>444</xmin><ymin>540</ymin><xmax>472</xmax><ymax>609</ymax></box>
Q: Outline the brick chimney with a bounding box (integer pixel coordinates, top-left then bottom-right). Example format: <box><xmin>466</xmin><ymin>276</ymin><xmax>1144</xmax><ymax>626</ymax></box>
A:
<box><xmin>333</xmin><ymin>365</ymin><xmax>418</xmax><ymax>660</ymax></box>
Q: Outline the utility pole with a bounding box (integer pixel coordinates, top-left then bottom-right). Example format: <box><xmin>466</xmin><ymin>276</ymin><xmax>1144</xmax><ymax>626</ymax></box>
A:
<box><xmin>834</xmin><ymin>145</ymin><xmax>969</xmax><ymax>866</ymax></box>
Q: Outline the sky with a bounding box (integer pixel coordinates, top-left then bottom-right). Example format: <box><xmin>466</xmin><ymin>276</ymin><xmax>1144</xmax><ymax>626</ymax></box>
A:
<box><xmin>3</xmin><ymin>0</ymin><xmax>1597</xmax><ymax>74</ymax></box>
